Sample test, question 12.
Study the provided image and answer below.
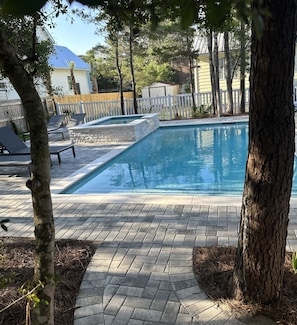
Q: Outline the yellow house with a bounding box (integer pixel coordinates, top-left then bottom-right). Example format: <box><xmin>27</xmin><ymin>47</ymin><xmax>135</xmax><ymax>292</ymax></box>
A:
<box><xmin>194</xmin><ymin>31</ymin><xmax>297</xmax><ymax>105</ymax></box>
<box><xmin>193</xmin><ymin>32</ymin><xmax>250</xmax><ymax>94</ymax></box>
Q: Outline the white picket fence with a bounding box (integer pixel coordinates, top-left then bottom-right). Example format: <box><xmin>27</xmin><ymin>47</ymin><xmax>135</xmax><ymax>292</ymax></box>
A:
<box><xmin>56</xmin><ymin>89</ymin><xmax>249</xmax><ymax>122</ymax></box>
<box><xmin>0</xmin><ymin>89</ymin><xmax>249</xmax><ymax>132</ymax></box>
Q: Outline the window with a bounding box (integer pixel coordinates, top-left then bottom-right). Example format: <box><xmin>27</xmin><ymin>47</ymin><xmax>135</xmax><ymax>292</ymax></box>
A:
<box><xmin>219</xmin><ymin>58</ymin><xmax>224</xmax><ymax>79</ymax></box>
<box><xmin>67</xmin><ymin>76</ymin><xmax>72</xmax><ymax>90</ymax></box>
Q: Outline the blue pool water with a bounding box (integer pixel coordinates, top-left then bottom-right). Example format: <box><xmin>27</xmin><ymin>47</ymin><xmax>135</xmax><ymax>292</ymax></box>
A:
<box><xmin>92</xmin><ymin>116</ymin><xmax>143</xmax><ymax>125</ymax></box>
<box><xmin>63</xmin><ymin>122</ymin><xmax>297</xmax><ymax>195</ymax></box>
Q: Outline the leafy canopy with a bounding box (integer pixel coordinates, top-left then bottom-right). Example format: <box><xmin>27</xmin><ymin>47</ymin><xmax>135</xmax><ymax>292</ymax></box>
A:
<box><xmin>1</xmin><ymin>0</ymin><xmax>254</xmax><ymax>29</ymax></box>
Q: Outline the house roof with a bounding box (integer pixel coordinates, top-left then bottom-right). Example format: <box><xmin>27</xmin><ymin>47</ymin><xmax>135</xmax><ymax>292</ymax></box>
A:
<box><xmin>193</xmin><ymin>31</ymin><xmax>244</xmax><ymax>55</ymax></box>
<box><xmin>193</xmin><ymin>32</ymin><xmax>225</xmax><ymax>54</ymax></box>
<box><xmin>49</xmin><ymin>45</ymin><xmax>90</xmax><ymax>71</ymax></box>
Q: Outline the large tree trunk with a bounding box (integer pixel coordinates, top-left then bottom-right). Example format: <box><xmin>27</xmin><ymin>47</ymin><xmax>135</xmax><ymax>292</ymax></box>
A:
<box><xmin>224</xmin><ymin>31</ymin><xmax>233</xmax><ymax>114</ymax></box>
<box><xmin>0</xmin><ymin>30</ymin><xmax>55</xmax><ymax>324</ymax></box>
<box><xmin>233</xmin><ymin>0</ymin><xmax>297</xmax><ymax>304</ymax></box>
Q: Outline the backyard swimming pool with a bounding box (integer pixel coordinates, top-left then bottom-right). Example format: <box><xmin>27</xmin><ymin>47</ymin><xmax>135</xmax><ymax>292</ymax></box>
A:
<box><xmin>62</xmin><ymin>121</ymin><xmax>297</xmax><ymax>195</ymax></box>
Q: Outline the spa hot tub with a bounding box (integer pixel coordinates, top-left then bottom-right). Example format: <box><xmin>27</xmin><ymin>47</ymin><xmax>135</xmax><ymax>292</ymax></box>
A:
<box><xmin>69</xmin><ymin>113</ymin><xmax>159</xmax><ymax>144</ymax></box>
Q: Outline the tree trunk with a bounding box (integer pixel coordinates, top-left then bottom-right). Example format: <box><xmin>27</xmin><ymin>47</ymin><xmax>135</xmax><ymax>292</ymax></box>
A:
<box><xmin>129</xmin><ymin>25</ymin><xmax>138</xmax><ymax>114</ymax></box>
<box><xmin>0</xmin><ymin>30</ymin><xmax>55</xmax><ymax>324</ymax></box>
<box><xmin>69</xmin><ymin>62</ymin><xmax>79</xmax><ymax>95</ymax></box>
<box><xmin>213</xmin><ymin>32</ymin><xmax>222</xmax><ymax>117</ymax></box>
<box><xmin>115</xmin><ymin>36</ymin><xmax>125</xmax><ymax>115</ymax></box>
<box><xmin>233</xmin><ymin>0</ymin><xmax>297</xmax><ymax>304</ymax></box>
<box><xmin>91</xmin><ymin>62</ymin><xmax>99</xmax><ymax>93</ymax></box>
<box><xmin>187</xmin><ymin>34</ymin><xmax>196</xmax><ymax>108</ymax></box>
<box><xmin>207</xmin><ymin>32</ymin><xmax>217</xmax><ymax>115</ymax></box>
<box><xmin>239</xmin><ymin>21</ymin><xmax>246</xmax><ymax>114</ymax></box>
<box><xmin>224</xmin><ymin>31</ymin><xmax>233</xmax><ymax>114</ymax></box>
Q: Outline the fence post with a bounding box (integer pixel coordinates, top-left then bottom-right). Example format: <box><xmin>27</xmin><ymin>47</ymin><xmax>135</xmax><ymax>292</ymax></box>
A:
<box><xmin>79</xmin><ymin>101</ymin><xmax>85</xmax><ymax>113</ymax></box>
<box><xmin>168</xmin><ymin>94</ymin><xmax>173</xmax><ymax>120</ymax></box>
<box><xmin>124</xmin><ymin>100</ymin><xmax>127</xmax><ymax>115</ymax></box>
<box><xmin>56</xmin><ymin>102</ymin><xmax>61</xmax><ymax>115</ymax></box>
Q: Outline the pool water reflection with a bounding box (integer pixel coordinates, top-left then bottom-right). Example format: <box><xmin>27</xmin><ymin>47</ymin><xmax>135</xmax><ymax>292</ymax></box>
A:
<box><xmin>63</xmin><ymin>122</ymin><xmax>269</xmax><ymax>195</ymax></box>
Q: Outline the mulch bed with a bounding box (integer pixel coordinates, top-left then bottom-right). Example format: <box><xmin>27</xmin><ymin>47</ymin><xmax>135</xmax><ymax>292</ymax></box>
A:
<box><xmin>0</xmin><ymin>238</ymin><xmax>96</xmax><ymax>325</ymax></box>
<box><xmin>193</xmin><ymin>246</ymin><xmax>297</xmax><ymax>324</ymax></box>
<box><xmin>2</xmin><ymin>238</ymin><xmax>296</xmax><ymax>324</ymax></box>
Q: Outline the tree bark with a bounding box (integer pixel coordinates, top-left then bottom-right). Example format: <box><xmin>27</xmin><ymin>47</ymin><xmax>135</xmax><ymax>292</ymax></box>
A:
<box><xmin>224</xmin><ymin>31</ymin><xmax>233</xmax><ymax>114</ymax></box>
<box><xmin>0</xmin><ymin>30</ymin><xmax>55</xmax><ymax>324</ymax></box>
<box><xmin>115</xmin><ymin>36</ymin><xmax>125</xmax><ymax>115</ymax></box>
<box><xmin>207</xmin><ymin>31</ymin><xmax>217</xmax><ymax>115</ymax></box>
<box><xmin>213</xmin><ymin>32</ymin><xmax>222</xmax><ymax>116</ymax></box>
<box><xmin>129</xmin><ymin>25</ymin><xmax>138</xmax><ymax>114</ymax></box>
<box><xmin>233</xmin><ymin>0</ymin><xmax>297</xmax><ymax>304</ymax></box>
<box><xmin>239</xmin><ymin>21</ymin><xmax>246</xmax><ymax>114</ymax></box>
<box><xmin>187</xmin><ymin>34</ymin><xmax>196</xmax><ymax>108</ymax></box>
<box><xmin>69</xmin><ymin>62</ymin><xmax>79</xmax><ymax>95</ymax></box>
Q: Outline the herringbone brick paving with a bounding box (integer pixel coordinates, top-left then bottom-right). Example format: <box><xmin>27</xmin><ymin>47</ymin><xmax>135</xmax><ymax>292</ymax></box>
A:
<box><xmin>1</xmin><ymin>117</ymin><xmax>296</xmax><ymax>324</ymax></box>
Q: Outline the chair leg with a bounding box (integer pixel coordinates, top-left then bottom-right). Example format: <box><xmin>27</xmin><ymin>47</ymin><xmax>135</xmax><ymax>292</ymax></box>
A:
<box><xmin>28</xmin><ymin>164</ymin><xmax>32</xmax><ymax>177</ymax></box>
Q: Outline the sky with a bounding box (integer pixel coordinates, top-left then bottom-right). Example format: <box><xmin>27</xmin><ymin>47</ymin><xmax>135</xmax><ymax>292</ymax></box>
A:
<box><xmin>44</xmin><ymin>1</ymin><xmax>105</xmax><ymax>56</ymax></box>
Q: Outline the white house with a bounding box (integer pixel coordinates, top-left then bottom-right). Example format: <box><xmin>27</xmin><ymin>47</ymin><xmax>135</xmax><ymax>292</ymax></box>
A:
<box><xmin>49</xmin><ymin>45</ymin><xmax>91</xmax><ymax>96</ymax></box>
<box><xmin>0</xmin><ymin>27</ymin><xmax>91</xmax><ymax>102</ymax></box>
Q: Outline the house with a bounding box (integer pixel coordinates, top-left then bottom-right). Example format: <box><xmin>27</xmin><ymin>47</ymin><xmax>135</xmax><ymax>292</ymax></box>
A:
<box><xmin>192</xmin><ymin>32</ymin><xmax>250</xmax><ymax>95</ymax></box>
<box><xmin>193</xmin><ymin>31</ymin><xmax>297</xmax><ymax>99</ymax></box>
<box><xmin>0</xmin><ymin>27</ymin><xmax>91</xmax><ymax>102</ymax></box>
<box><xmin>49</xmin><ymin>45</ymin><xmax>91</xmax><ymax>96</ymax></box>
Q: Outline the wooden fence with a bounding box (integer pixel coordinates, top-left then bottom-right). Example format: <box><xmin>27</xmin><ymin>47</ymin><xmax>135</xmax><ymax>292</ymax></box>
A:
<box><xmin>0</xmin><ymin>97</ymin><xmax>56</xmax><ymax>132</ymax></box>
<box><xmin>53</xmin><ymin>91</ymin><xmax>134</xmax><ymax>104</ymax></box>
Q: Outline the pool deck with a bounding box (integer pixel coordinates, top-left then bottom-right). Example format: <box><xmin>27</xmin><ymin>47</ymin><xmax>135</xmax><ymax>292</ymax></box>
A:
<box><xmin>1</xmin><ymin>115</ymin><xmax>296</xmax><ymax>325</ymax></box>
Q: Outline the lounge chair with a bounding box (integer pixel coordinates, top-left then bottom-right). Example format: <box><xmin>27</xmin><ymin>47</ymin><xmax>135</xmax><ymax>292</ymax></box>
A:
<box><xmin>0</xmin><ymin>155</ymin><xmax>32</xmax><ymax>176</ymax></box>
<box><xmin>48</xmin><ymin>113</ymin><xmax>86</xmax><ymax>140</ymax></box>
<box><xmin>0</xmin><ymin>126</ymin><xmax>75</xmax><ymax>164</ymax></box>
<box><xmin>23</xmin><ymin>115</ymin><xmax>66</xmax><ymax>141</ymax></box>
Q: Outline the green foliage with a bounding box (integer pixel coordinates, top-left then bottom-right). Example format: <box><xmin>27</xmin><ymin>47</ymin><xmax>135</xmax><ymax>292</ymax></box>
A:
<box><xmin>0</xmin><ymin>16</ymin><xmax>54</xmax><ymax>84</ymax></box>
<box><xmin>191</xmin><ymin>104</ymin><xmax>211</xmax><ymax>118</ymax></box>
<box><xmin>20</xmin><ymin>281</ymin><xmax>45</xmax><ymax>308</ymax></box>
<box><xmin>0</xmin><ymin>0</ymin><xmax>47</xmax><ymax>16</ymax></box>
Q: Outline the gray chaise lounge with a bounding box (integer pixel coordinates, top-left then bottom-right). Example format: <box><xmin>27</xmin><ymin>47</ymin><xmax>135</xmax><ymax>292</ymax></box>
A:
<box><xmin>0</xmin><ymin>126</ymin><xmax>75</xmax><ymax>164</ymax></box>
<box><xmin>0</xmin><ymin>155</ymin><xmax>32</xmax><ymax>176</ymax></box>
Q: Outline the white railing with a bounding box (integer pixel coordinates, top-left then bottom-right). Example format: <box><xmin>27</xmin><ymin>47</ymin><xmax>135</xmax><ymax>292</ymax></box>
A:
<box><xmin>0</xmin><ymin>89</ymin><xmax>249</xmax><ymax>132</ymax></box>
<box><xmin>56</xmin><ymin>89</ymin><xmax>250</xmax><ymax>122</ymax></box>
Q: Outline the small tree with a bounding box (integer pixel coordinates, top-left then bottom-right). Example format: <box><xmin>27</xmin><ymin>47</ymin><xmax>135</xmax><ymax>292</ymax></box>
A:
<box><xmin>0</xmin><ymin>28</ymin><xmax>55</xmax><ymax>324</ymax></box>
<box><xmin>224</xmin><ymin>31</ymin><xmax>233</xmax><ymax>114</ymax></box>
<box><xmin>69</xmin><ymin>61</ymin><xmax>79</xmax><ymax>95</ymax></box>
